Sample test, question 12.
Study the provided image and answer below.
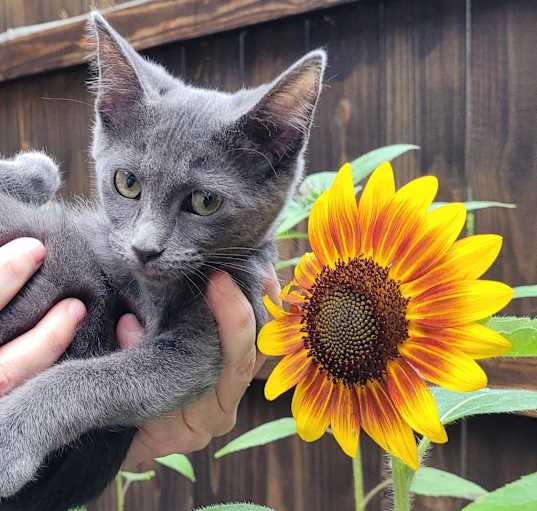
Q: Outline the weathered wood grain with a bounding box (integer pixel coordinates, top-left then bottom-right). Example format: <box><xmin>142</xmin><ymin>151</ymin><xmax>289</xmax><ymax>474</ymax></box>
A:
<box><xmin>0</xmin><ymin>0</ymin><xmax>131</xmax><ymax>33</ymax></box>
<box><xmin>0</xmin><ymin>0</ymin><xmax>355</xmax><ymax>83</ymax></box>
<box><xmin>466</xmin><ymin>0</ymin><xmax>537</xmax><ymax>317</ymax></box>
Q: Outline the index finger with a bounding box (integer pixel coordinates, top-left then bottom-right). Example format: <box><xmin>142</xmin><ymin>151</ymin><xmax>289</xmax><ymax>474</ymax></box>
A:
<box><xmin>0</xmin><ymin>298</ymin><xmax>86</xmax><ymax>396</ymax></box>
<box><xmin>0</xmin><ymin>238</ymin><xmax>46</xmax><ymax>310</ymax></box>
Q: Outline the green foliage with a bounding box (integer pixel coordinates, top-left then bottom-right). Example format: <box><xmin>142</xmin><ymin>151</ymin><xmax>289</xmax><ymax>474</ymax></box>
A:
<box><xmin>119</xmin><ymin>470</ymin><xmax>155</xmax><ymax>482</ymax></box>
<box><xmin>275</xmin><ymin>144</ymin><xmax>418</xmax><ymax>234</ymax></box>
<box><xmin>348</xmin><ymin>144</ymin><xmax>419</xmax><ymax>183</ymax></box>
<box><xmin>196</xmin><ymin>505</ymin><xmax>275</xmax><ymax>511</ymax></box>
<box><xmin>411</xmin><ymin>467</ymin><xmax>487</xmax><ymax>500</ymax></box>
<box><xmin>462</xmin><ymin>472</ymin><xmax>537</xmax><ymax>511</ymax></box>
<box><xmin>431</xmin><ymin>201</ymin><xmax>515</xmax><ymax>212</ymax></box>
<box><xmin>275</xmin><ymin>257</ymin><xmax>301</xmax><ymax>271</ymax></box>
<box><xmin>432</xmin><ymin>387</ymin><xmax>537</xmax><ymax>425</ymax></box>
<box><xmin>215</xmin><ymin>418</ymin><xmax>297</xmax><ymax>458</ymax></box>
<box><xmin>275</xmin><ymin>230</ymin><xmax>309</xmax><ymax>240</ymax></box>
<box><xmin>512</xmin><ymin>285</ymin><xmax>537</xmax><ymax>299</ymax></box>
<box><xmin>155</xmin><ymin>453</ymin><xmax>196</xmax><ymax>482</ymax></box>
<box><xmin>487</xmin><ymin>316</ymin><xmax>537</xmax><ymax>357</ymax></box>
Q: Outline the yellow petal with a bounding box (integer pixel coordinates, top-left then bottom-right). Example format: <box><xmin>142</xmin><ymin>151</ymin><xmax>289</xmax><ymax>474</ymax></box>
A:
<box><xmin>391</xmin><ymin>204</ymin><xmax>466</xmax><ymax>283</ymax></box>
<box><xmin>409</xmin><ymin>322</ymin><xmax>511</xmax><ymax>359</ymax></box>
<box><xmin>372</xmin><ymin>176</ymin><xmax>438</xmax><ymax>266</ymax></box>
<box><xmin>292</xmin><ymin>366</ymin><xmax>319</xmax><ymax>417</ymax></box>
<box><xmin>263</xmin><ymin>294</ymin><xmax>286</xmax><ymax>319</ymax></box>
<box><xmin>258</xmin><ymin>316</ymin><xmax>304</xmax><ymax>356</ymax></box>
<box><xmin>295</xmin><ymin>371</ymin><xmax>334</xmax><ymax>442</ymax></box>
<box><xmin>357</xmin><ymin>380</ymin><xmax>419</xmax><ymax>470</ymax></box>
<box><xmin>264</xmin><ymin>349</ymin><xmax>312</xmax><ymax>400</ymax></box>
<box><xmin>294</xmin><ymin>252</ymin><xmax>323</xmax><ymax>290</ymax></box>
<box><xmin>308</xmin><ymin>163</ymin><xmax>359</xmax><ymax>266</ymax></box>
<box><xmin>400</xmin><ymin>338</ymin><xmax>487</xmax><ymax>392</ymax></box>
<box><xmin>330</xmin><ymin>382</ymin><xmax>360</xmax><ymax>457</ymax></box>
<box><xmin>407</xmin><ymin>280</ymin><xmax>513</xmax><ymax>328</ymax></box>
<box><xmin>401</xmin><ymin>234</ymin><xmax>503</xmax><ymax>297</ymax></box>
<box><xmin>386</xmin><ymin>358</ymin><xmax>447</xmax><ymax>443</ymax></box>
<box><xmin>357</xmin><ymin>162</ymin><xmax>395</xmax><ymax>257</ymax></box>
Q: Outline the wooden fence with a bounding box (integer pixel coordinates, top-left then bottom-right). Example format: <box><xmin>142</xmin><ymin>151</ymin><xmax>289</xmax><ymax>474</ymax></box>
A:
<box><xmin>1</xmin><ymin>1</ymin><xmax>536</xmax><ymax>510</ymax></box>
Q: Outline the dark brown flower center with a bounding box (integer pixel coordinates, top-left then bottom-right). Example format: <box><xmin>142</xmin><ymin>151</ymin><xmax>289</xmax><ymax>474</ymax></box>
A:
<box><xmin>302</xmin><ymin>257</ymin><xmax>409</xmax><ymax>386</ymax></box>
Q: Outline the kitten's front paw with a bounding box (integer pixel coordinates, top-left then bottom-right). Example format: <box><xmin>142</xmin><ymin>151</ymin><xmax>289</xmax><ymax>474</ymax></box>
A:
<box><xmin>14</xmin><ymin>151</ymin><xmax>61</xmax><ymax>205</ymax></box>
<box><xmin>0</xmin><ymin>432</ymin><xmax>42</xmax><ymax>498</ymax></box>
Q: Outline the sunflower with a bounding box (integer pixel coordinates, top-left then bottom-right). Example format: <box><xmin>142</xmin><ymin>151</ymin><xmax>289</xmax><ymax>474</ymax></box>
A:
<box><xmin>259</xmin><ymin>162</ymin><xmax>512</xmax><ymax>469</ymax></box>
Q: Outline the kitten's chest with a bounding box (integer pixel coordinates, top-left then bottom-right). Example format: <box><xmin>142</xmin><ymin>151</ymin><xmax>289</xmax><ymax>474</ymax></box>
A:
<box><xmin>124</xmin><ymin>279</ymin><xmax>209</xmax><ymax>333</ymax></box>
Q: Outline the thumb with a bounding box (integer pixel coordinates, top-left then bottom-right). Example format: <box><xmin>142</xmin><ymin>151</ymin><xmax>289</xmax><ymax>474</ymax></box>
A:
<box><xmin>117</xmin><ymin>313</ymin><xmax>145</xmax><ymax>348</ymax></box>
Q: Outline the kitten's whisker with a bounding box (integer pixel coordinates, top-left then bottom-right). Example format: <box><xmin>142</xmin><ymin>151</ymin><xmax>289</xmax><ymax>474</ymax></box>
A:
<box><xmin>205</xmin><ymin>259</ymin><xmax>260</xmax><ymax>279</ymax></box>
<box><xmin>211</xmin><ymin>246</ymin><xmax>266</xmax><ymax>253</ymax></box>
<box><xmin>200</xmin><ymin>262</ymin><xmax>251</xmax><ymax>295</ymax></box>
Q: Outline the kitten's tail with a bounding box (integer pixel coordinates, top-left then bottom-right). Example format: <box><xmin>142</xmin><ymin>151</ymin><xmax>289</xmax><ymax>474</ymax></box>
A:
<box><xmin>0</xmin><ymin>151</ymin><xmax>61</xmax><ymax>206</ymax></box>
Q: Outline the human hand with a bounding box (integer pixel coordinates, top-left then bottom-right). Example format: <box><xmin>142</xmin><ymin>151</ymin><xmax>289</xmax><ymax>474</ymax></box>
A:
<box><xmin>119</xmin><ymin>266</ymin><xmax>281</xmax><ymax>467</ymax></box>
<box><xmin>0</xmin><ymin>238</ymin><xmax>86</xmax><ymax>397</ymax></box>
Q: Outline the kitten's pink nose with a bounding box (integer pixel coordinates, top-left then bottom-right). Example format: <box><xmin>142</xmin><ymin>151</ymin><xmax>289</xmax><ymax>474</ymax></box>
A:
<box><xmin>132</xmin><ymin>243</ymin><xmax>163</xmax><ymax>265</ymax></box>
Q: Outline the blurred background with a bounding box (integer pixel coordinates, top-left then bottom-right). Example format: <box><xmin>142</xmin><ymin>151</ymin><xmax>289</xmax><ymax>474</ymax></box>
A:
<box><xmin>0</xmin><ymin>0</ymin><xmax>536</xmax><ymax>510</ymax></box>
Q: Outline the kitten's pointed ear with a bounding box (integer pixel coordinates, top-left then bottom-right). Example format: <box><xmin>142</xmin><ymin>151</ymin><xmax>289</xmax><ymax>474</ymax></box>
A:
<box><xmin>241</xmin><ymin>50</ymin><xmax>326</xmax><ymax>162</ymax></box>
<box><xmin>88</xmin><ymin>12</ymin><xmax>146</xmax><ymax>127</ymax></box>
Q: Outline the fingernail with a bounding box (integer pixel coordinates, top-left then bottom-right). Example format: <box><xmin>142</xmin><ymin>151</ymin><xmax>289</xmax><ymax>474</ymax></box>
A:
<box><xmin>66</xmin><ymin>299</ymin><xmax>86</xmax><ymax>323</ymax></box>
<box><xmin>23</xmin><ymin>238</ymin><xmax>46</xmax><ymax>265</ymax></box>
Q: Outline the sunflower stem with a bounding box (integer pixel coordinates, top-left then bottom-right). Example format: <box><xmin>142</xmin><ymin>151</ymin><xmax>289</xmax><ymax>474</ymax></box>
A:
<box><xmin>391</xmin><ymin>456</ymin><xmax>413</xmax><ymax>511</ymax></box>
<box><xmin>116</xmin><ymin>473</ymin><xmax>125</xmax><ymax>511</ymax></box>
<box><xmin>353</xmin><ymin>442</ymin><xmax>365</xmax><ymax>511</ymax></box>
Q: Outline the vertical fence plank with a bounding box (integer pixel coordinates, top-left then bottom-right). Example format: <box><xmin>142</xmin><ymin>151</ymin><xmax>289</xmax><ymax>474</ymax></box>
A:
<box><xmin>466</xmin><ymin>0</ymin><xmax>537</xmax><ymax>316</ymax></box>
<box><xmin>380</xmin><ymin>0</ymin><xmax>467</xmax><ymax>200</ymax></box>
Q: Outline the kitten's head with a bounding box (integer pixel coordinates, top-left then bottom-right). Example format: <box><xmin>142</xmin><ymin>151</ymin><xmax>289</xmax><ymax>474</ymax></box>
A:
<box><xmin>89</xmin><ymin>13</ymin><xmax>325</xmax><ymax>282</ymax></box>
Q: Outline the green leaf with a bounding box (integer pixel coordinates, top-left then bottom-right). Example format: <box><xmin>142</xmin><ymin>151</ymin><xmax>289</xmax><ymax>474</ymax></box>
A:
<box><xmin>513</xmin><ymin>285</ymin><xmax>537</xmax><ymax>299</ymax></box>
<box><xmin>486</xmin><ymin>316</ymin><xmax>537</xmax><ymax>357</ymax></box>
<box><xmin>432</xmin><ymin>387</ymin><xmax>537</xmax><ymax>425</ymax></box>
<box><xmin>298</xmin><ymin>171</ymin><xmax>338</xmax><ymax>198</ymax></box>
<box><xmin>411</xmin><ymin>467</ymin><xmax>487</xmax><ymax>500</ymax></box>
<box><xmin>350</xmin><ymin>144</ymin><xmax>419</xmax><ymax>183</ymax></box>
<box><xmin>275</xmin><ymin>257</ymin><xmax>301</xmax><ymax>271</ymax></box>
<box><xmin>462</xmin><ymin>472</ymin><xmax>537</xmax><ymax>511</ymax></box>
<box><xmin>275</xmin><ymin>230</ymin><xmax>308</xmax><ymax>240</ymax></box>
<box><xmin>275</xmin><ymin>199</ymin><xmax>312</xmax><ymax>235</ymax></box>
<box><xmin>431</xmin><ymin>200</ymin><xmax>516</xmax><ymax>212</ymax></box>
<box><xmin>215</xmin><ymin>418</ymin><xmax>297</xmax><ymax>458</ymax></box>
<box><xmin>155</xmin><ymin>453</ymin><xmax>196</xmax><ymax>482</ymax></box>
<box><xmin>276</xmin><ymin>144</ymin><xmax>418</xmax><ymax>233</ymax></box>
<box><xmin>119</xmin><ymin>470</ymin><xmax>156</xmax><ymax>482</ymax></box>
<box><xmin>196</xmin><ymin>505</ymin><xmax>275</xmax><ymax>511</ymax></box>
<box><xmin>69</xmin><ymin>508</ymin><xmax>87</xmax><ymax>511</ymax></box>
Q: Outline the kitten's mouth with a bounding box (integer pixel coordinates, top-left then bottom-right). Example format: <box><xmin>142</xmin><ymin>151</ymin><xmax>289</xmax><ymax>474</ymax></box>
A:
<box><xmin>134</xmin><ymin>265</ymin><xmax>164</xmax><ymax>282</ymax></box>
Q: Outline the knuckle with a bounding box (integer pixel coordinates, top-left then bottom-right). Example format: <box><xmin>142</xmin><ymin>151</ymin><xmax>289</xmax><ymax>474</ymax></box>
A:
<box><xmin>41</xmin><ymin>327</ymin><xmax>67</xmax><ymax>358</ymax></box>
<box><xmin>235</xmin><ymin>304</ymin><xmax>256</xmax><ymax>334</ymax></box>
<box><xmin>234</xmin><ymin>348</ymin><xmax>257</xmax><ymax>383</ymax></box>
<box><xmin>218</xmin><ymin>412</ymin><xmax>237</xmax><ymax>436</ymax></box>
<box><xmin>0</xmin><ymin>257</ymin><xmax>28</xmax><ymax>283</ymax></box>
<box><xmin>182</xmin><ymin>431</ymin><xmax>211</xmax><ymax>453</ymax></box>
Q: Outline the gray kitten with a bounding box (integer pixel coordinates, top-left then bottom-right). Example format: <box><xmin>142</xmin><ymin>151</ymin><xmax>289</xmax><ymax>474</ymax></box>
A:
<box><xmin>0</xmin><ymin>12</ymin><xmax>325</xmax><ymax>511</ymax></box>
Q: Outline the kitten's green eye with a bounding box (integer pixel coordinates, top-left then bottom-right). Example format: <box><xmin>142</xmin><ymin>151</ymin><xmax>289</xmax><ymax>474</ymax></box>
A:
<box><xmin>114</xmin><ymin>170</ymin><xmax>141</xmax><ymax>199</ymax></box>
<box><xmin>187</xmin><ymin>191</ymin><xmax>223</xmax><ymax>216</ymax></box>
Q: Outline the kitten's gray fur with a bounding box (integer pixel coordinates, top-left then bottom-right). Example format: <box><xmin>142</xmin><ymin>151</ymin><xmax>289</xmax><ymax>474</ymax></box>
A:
<box><xmin>0</xmin><ymin>12</ymin><xmax>325</xmax><ymax>510</ymax></box>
